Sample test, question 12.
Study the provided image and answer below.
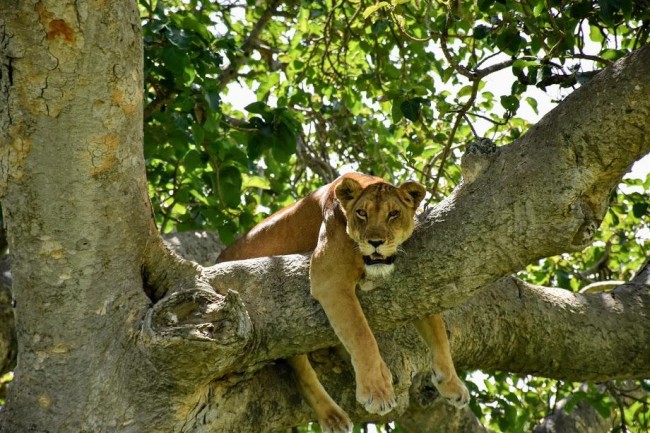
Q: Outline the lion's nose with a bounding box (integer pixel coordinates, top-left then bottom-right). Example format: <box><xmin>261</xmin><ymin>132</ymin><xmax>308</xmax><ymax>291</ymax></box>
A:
<box><xmin>368</xmin><ymin>240</ymin><xmax>384</xmax><ymax>248</ymax></box>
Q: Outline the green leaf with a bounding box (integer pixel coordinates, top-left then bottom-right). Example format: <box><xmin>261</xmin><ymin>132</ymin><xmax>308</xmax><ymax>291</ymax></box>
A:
<box><xmin>590</xmin><ymin>398</ymin><xmax>614</xmax><ymax>419</ymax></box>
<box><xmin>496</xmin><ymin>28</ymin><xmax>524</xmax><ymax>55</ymax></box>
<box><xmin>391</xmin><ymin>98</ymin><xmax>404</xmax><ymax>123</ymax></box>
<box><xmin>512</xmin><ymin>59</ymin><xmax>539</xmax><ymax>69</ymax></box>
<box><xmin>500</xmin><ymin>95</ymin><xmax>520</xmax><ymax>112</ymax></box>
<box><xmin>589</xmin><ymin>25</ymin><xmax>604</xmax><ymax>42</ymax></box>
<box><xmin>400</xmin><ymin>98</ymin><xmax>423</xmax><ymax>122</ymax></box>
<box><xmin>191</xmin><ymin>124</ymin><xmax>205</xmax><ymax>146</ymax></box>
<box><xmin>271</xmin><ymin>123</ymin><xmax>297</xmax><ymax>163</ymax></box>
<box><xmin>247</xmin><ymin>131</ymin><xmax>267</xmax><ymax>160</ymax></box>
<box><xmin>599</xmin><ymin>0</ymin><xmax>633</xmax><ymax>24</ymax></box>
<box><xmin>363</xmin><ymin>2</ymin><xmax>390</xmax><ymax>19</ymax></box>
<box><xmin>525</xmin><ymin>97</ymin><xmax>539</xmax><ymax>114</ymax></box>
<box><xmin>178</xmin><ymin>13</ymin><xmax>212</xmax><ymax>41</ymax></box>
<box><xmin>533</xmin><ymin>0</ymin><xmax>545</xmax><ymax>17</ymax></box>
<box><xmin>218</xmin><ymin>166</ymin><xmax>243</xmax><ymax>208</ymax></box>
<box><xmin>473</xmin><ymin>24</ymin><xmax>490</xmax><ymax>39</ymax></box>
<box><xmin>600</xmin><ymin>48</ymin><xmax>627</xmax><ymax>61</ymax></box>
<box><xmin>242</xmin><ymin>174</ymin><xmax>271</xmax><ymax>190</ymax></box>
<box><xmin>167</xmin><ymin>28</ymin><xmax>192</xmax><ymax>50</ymax></box>
<box><xmin>371</xmin><ymin>19</ymin><xmax>389</xmax><ymax>35</ymax></box>
<box><xmin>477</xmin><ymin>0</ymin><xmax>495</xmax><ymax>12</ymax></box>
<box><xmin>569</xmin><ymin>1</ymin><xmax>594</xmax><ymax>19</ymax></box>
<box><xmin>457</xmin><ymin>85</ymin><xmax>474</xmax><ymax>98</ymax></box>
<box><xmin>632</xmin><ymin>202</ymin><xmax>648</xmax><ymax>218</ymax></box>
<box><xmin>204</xmin><ymin>91</ymin><xmax>220</xmax><ymax>112</ymax></box>
<box><xmin>245</xmin><ymin>101</ymin><xmax>271</xmax><ymax>115</ymax></box>
<box><xmin>183</xmin><ymin>149</ymin><xmax>204</xmax><ymax>171</ymax></box>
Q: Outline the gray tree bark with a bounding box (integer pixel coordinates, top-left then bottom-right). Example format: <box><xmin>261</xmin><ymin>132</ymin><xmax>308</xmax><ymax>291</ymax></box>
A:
<box><xmin>0</xmin><ymin>0</ymin><xmax>157</xmax><ymax>431</ymax></box>
<box><xmin>533</xmin><ymin>399</ymin><xmax>611</xmax><ymax>433</ymax></box>
<box><xmin>1</xmin><ymin>1</ymin><xmax>649</xmax><ymax>433</ymax></box>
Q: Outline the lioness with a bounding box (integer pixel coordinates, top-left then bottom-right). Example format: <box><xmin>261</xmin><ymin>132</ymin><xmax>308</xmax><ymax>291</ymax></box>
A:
<box><xmin>217</xmin><ymin>173</ymin><xmax>469</xmax><ymax>432</ymax></box>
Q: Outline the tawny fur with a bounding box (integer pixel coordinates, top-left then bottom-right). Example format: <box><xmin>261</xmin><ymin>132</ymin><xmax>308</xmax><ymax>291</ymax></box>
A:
<box><xmin>217</xmin><ymin>173</ymin><xmax>469</xmax><ymax>433</ymax></box>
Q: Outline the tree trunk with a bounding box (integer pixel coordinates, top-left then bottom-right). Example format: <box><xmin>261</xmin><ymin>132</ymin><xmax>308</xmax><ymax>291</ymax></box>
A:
<box><xmin>1</xmin><ymin>1</ymin><xmax>649</xmax><ymax>432</ymax></box>
<box><xmin>0</xmin><ymin>0</ymin><xmax>157</xmax><ymax>430</ymax></box>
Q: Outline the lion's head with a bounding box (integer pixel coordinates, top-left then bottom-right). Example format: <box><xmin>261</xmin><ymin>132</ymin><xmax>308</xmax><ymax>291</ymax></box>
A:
<box><xmin>335</xmin><ymin>177</ymin><xmax>426</xmax><ymax>277</ymax></box>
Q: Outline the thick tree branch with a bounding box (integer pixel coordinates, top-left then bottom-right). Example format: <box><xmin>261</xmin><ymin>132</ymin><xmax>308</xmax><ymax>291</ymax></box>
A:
<box><xmin>164</xmin><ymin>268</ymin><xmax>649</xmax><ymax>432</ymax></box>
<box><xmin>155</xmin><ymin>45</ymin><xmax>650</xmax><ymax>374</ymax></box>
<box><xmin>449</xmin><ymin>270</ymin><xmax>650</xmax><ymax>379</ymax></box>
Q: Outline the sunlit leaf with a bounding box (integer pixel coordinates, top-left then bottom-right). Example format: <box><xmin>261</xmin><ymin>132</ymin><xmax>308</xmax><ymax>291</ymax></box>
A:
<box><xmin>363</xmin><ymin>2</ymin><xmax>390</xmax><ymax>19</ymax></box>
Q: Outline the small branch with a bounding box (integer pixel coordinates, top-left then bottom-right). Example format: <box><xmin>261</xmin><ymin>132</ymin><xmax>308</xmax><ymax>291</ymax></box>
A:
<box><xmin>440</xmin><ymin>18</ymin><xmax>476</xmax><ymax>80</ymax></box>
<box><xmin>143</xmin><ymin>84</ymin><xmax>177</xmax><ymax>120</ymax></box>
<box><xmin>428</xmin><ymin>79</ymin><xmax>480</xmax><ymax>197</ymax></box>
<box><xmin>390</xmin><ymin>9</ymin><xmax>430</xmax><ymax>43</ymax></box>
<box><xmin>216</xmin><ymin>0</ymin><xmax>282</xmax><ymax>91</ymax></box>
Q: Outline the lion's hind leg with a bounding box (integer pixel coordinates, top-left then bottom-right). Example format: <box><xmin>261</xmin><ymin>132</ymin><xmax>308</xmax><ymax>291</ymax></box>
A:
<box><xmin>288</xmin><ymin>354</ymin><xmax>353</xmax><ymax>433</ymax></box>
<box><xmin>414</xmin><ymin>315</ymin><xmax>470</xmax><ymax>408</ymax></box>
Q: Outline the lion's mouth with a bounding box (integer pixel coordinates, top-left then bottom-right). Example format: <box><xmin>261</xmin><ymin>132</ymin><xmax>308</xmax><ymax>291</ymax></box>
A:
<box><xmin>363</xmin><ymin>254</ymin><xmax>396</xmax><ymax>266</ymax></box>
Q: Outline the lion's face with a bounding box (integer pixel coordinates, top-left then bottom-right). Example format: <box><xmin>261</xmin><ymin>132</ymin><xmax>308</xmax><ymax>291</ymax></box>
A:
<box><xmin>335</xmin><ymin>177</ymin><xmax>426</xmax><ymax>277</ymax></box>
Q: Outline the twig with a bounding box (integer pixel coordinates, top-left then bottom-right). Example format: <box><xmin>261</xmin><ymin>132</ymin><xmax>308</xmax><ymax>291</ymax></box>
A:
<box><xmin>216</xmin><ymin>0</ymin><xmax>282</xmax><ymax>91</ymax></box>
<box><xmin>390</xmin><ymin>9</ymin><xmax>430</xmax><ymax>43</ymax></box>
<box><xmin>428</xmin><ymin>79</ymin><xmax>480</xmax><ymax>198</ymax></box>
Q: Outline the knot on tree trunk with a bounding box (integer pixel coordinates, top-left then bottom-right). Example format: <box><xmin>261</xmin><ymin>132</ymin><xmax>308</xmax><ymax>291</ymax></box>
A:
<box><xmin>568</xmin><ymin>198</ymin><xmax>601</xmax><ymax>249</ymax></box>
<box><xmin>461</xmin><ymin>138</ymin><xmax>499</xmax><ymax>184</ymax></box>
<box><xmin>409</xmin><ymin>371</ymin><xmax>440</xmax><ymax>408</ymax></box>
<box><xmin>141</xmin><ymin>288</ymin><xmax>253</xmax><ymax>378</ymax></box>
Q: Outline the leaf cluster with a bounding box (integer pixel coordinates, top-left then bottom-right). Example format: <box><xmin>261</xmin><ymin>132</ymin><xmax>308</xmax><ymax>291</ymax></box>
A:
<box><xmin>141</xmin><ymin>0</ymin><xmax>649</xmax><ymax>239</ymax></box>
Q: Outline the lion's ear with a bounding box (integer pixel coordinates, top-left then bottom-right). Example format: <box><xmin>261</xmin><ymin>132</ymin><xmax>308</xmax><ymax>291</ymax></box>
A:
<box><xmin>335</xmin><ymin>177</ymin><xmax>363</xmax><ymax>209</ymax></box>
<box><xmin>399</xmin><ymin>181</ymin><xmax>426</xmax><ymax>208</ymax></box>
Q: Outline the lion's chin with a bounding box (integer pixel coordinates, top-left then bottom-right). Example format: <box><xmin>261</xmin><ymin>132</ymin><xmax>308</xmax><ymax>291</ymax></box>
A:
<box><xmin>363</xmin><ymin>254</ymin><xmax>396</xmax><ymax>280</ymax></box>
<box><xmin>364</xmin><ymin>263</ymin><xmax>395</xmax><ymax>279</ymax></box>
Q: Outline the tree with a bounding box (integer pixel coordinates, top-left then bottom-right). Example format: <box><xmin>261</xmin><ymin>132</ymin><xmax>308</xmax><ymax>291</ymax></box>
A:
<box><xmin>0</xmin><ymin>1</ymin><xmax>649</xmax><ymax>432</ymax></box>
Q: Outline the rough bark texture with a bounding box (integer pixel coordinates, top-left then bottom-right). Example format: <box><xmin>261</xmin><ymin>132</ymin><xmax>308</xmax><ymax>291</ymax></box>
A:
<box><xmin>399</xmin><ymin>399</ymin><xmax>489</xmax><ymax>433</ymax></box>
<box><xmin>533</xmin><ymin>399</ymin><xmax>611</xmax><ymax>433</ymax></box>
<box><xmin>0</xmin><ymin>0</ymin><xmax>155</xmax><ymax>431</ymax></box>
<box><xmin>0</xmin><ymin>1</ymin><xmax>649</xmax><ymax>432</ymax></box>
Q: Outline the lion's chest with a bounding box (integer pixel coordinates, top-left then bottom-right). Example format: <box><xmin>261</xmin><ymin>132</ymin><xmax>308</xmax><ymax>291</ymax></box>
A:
<box><xmin>358</xmin><ymin>263</ymin><xmax>395</xmax><ymax>291</ymax></box>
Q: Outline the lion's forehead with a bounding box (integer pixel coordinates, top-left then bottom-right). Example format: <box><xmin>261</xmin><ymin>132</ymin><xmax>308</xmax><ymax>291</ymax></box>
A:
<box><xmin>354</xmin><ymin>185</ymin><xmax>405</xmax><ymax>214</ymax></box>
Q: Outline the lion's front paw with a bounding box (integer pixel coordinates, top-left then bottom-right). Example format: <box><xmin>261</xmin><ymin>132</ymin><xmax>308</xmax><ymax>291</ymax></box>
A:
<box><xmin>355</xmin><ymin>360</ymin><xmax>396</xmax><ymax>415</ymax></box>
<box><xmin>432</xmin><ymin>369</ymin><xmax>470</xmax><ymax>408</ymax></box>
<box><xmin>317</xmin><ymin>405</ymin><xmax>353</xmax><ymax>433</ymax></box>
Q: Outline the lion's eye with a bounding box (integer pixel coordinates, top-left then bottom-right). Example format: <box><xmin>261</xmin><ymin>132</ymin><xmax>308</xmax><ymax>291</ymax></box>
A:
<box><xmin>356</xmin><ymin>209</ymin><xmax>367</xmax><ymax>219</ymax></box>
<box><xmin>388</xmin><ymin>210</ymin><xmax>400</xmax><ymax>219</ymax></box>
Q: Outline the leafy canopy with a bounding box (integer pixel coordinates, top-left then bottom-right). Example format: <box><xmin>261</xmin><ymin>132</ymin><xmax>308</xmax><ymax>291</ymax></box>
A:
<box><xmin>140</xmin><ymin>0</ymin><xmax>649</xmax><ymax>431</ymax></box>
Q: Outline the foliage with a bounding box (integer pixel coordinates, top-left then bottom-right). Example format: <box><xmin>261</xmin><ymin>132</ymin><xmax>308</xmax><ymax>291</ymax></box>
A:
<box><xmin>138</xmin><ymin>0</ymin><xmax>649</xmax><ymax>431</ymax></box>
<box><xmin>0</xmin><ymin>372</ymin><xmax>12</xmax><ymax>408</ymax></box>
